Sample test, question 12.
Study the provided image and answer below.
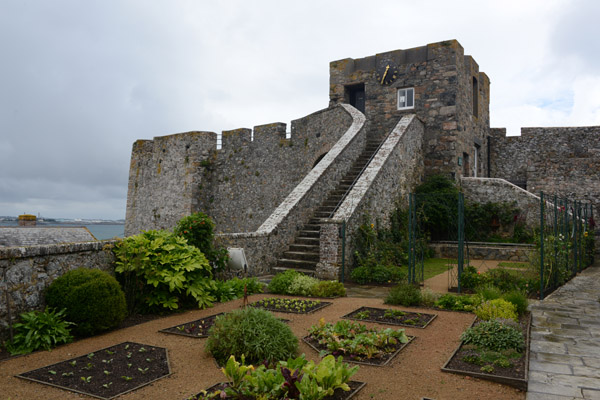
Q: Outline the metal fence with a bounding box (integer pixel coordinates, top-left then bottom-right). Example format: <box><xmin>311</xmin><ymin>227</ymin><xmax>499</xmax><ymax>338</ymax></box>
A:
<box><xmin>408</xmin><ymin>191</ymin><xmax>595</xmax><ymax>299</ymax></box>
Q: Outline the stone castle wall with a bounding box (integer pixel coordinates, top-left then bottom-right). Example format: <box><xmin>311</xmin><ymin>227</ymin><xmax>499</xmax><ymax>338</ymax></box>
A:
<box><xmin>0</xmin><ymin>241</ymin><xmax>116</xmax><ymax>338</ymax></box>
<box><xmin>329</xmin><ymin>40</ymin><xmax>489</xmax><ymax>179</ymax></box>
<box><xmin>216</xmin><ymin>104</ymin><xmax>367</xmax><ymax>275</ymax></box>
<box><xmin>489</xmin><ymin>126</ymin><xmax>599</xmax><ymax>222</ymax></box>
<box><xmin>125</xmin><ymin>106</ymin><xmax>353</xmax><ymax>236</ymax></box>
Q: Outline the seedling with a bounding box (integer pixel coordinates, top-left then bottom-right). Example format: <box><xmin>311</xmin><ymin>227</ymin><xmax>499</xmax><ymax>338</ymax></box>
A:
<box><xmin>102</xmin><ymin>382</ymin><xmax>113</xmax><ymax>389</ymax></box>
<box><xmin>121</xmin><ymin>376</ymin><xmax>133</xmax><ymax>381</ymax></box>
<box><xmin>103</xmin><ymin>370</ymin><xmax>111</xmax><ymax>376</ymax></box>
<box><xmin>62</xmin><ymin>372</ymin><xmax>74</xmax><ymax>377</ymax></box>
<box><xmin>80</xmin><ymin>376</ymin><xmax>92</xmax><ymax>383</ymax></box>
<box><xmin>87</xmin><ymin>352</ymin><xmax>95</xmax><ymax>359</ymax></box>
<box><xmin>69</xmin><ymin>360</ymin><xmax>77</xmax><ymax>367</ymax></box>
<box><xmin>138</xmin><ymin>367</ymin><xmax>149</xmax><ymax>374</ymax></box>
<box><xmin>48</xmin><ymin>370</ymin><xmax>56</xmax><ymax>375</ymax></box>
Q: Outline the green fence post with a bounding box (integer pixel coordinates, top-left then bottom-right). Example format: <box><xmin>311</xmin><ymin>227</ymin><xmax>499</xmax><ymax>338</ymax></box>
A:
<box><xmin>574</xmin><ymin>200</ymin><xmax>579</xmax><ymax>273</ymax></box>
<box><xmin>553</xmin><ymin>194</ymin><xmax>558</xmax><ymax>289</ymax></box>
<box><xmin>340</xmin><ymin>220</ymin><xmax>346</xmax><ymax>283</ymax></box>
<box><xmin>540</xmin><ymin>192</ymin><xmax>545</xmax><ymax>300</ymax></box>
<box><xmin>457</xmin><ymin>192</ymin><xmax>464</xmax><ymax>294</ymax></box>
<box><xmin>408</xmin><ymin>193</ymin><xmax>414</xmax><ymax>284</ymax></box>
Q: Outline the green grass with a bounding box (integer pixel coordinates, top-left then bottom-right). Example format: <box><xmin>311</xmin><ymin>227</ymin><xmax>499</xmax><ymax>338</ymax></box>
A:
<box><xmin>496</xmin><ymin>261</ymin><xmax>529</xmax><ymax>269</ymax></box>
<box><xmin>421</xmin><ymin>258</ymin><xmax>454</xmax><ymax>280</ymax></box>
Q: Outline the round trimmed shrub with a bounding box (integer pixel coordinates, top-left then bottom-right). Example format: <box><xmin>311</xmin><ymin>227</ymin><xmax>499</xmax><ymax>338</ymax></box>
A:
<box><xmin>206</xmin><ymin>307</ymin><xmax>298</xmax><ymax>365</ymax></box>
<box><xmin>287</xmin><ymin>274</ymin><xmax>319</xmax><ymax>296</ymax></box>
<box><xmin>461</xmin><ymin>319</ymin><xmax>524</xmax><ymax>352</ymax></box>
<box><xmin>310</xmin><ymin>280</ymin><xmax>347</xmax><ymax>298</ymax></box>
<box><xmin>45</xmin><ymin>268</ymin><xmax>127</xmax><ymax>337</ymax></box>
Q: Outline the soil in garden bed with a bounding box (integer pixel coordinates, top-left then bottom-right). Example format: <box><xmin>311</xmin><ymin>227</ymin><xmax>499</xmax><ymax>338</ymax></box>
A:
<box><xmin>187</xmin><ymin>380</ymin><xmax>366</xmax><ymax>400</ymax></box>
<box><xmin>249</xmin><ymin>298</ymin><xmax>332</xmax><ymax>314</ymax></box>
<box><xmin>442</xmin><ymin>313</ymin><xmax>530</xmax><ymax>389</ymax></box>
<box><xmin>159</xmin><ymin>313</ymin><xmax>225</xmax><ymax>338</ymax></box>
<box><xmin>342</xmin><ymin>306</ymin><xmax>437</xmax><ymax>328</ymax></box>
<box><xmin>16</xmin><ymin>341</ymin><xmax>170</xmax><ymax>400</ymax></box>
<box><xmin>302</xmin><ymin>335</ymin><xmax>415</xmax><ymax>367</ymax></box>
<box><xmin>160</xmin><ymin>313</ymin><xmax>290</xmax><ymax>338</ymax></box>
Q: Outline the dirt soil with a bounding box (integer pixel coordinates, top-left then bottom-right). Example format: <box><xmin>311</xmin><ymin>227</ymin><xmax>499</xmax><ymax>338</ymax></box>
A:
<box><xmin>0</xmin><ymin>294</ymin><xmax>526</xmax><ymax>400</ymax></box>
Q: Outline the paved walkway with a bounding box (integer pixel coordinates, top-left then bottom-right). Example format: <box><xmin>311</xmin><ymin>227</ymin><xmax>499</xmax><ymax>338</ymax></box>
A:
<box><xmin>527</xmin><ymin>263</ymin><xmax>600</xmax><ymax>400</ymax></box>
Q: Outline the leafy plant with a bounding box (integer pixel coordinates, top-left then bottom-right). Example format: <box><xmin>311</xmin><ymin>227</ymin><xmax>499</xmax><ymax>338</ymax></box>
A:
<box><xmin>200</xmin><ymin>354</ymin><xmax>359</xmax><ymax>400</ymax></box>
<box><xmin>502</xmin><ymin>290</ymin><xmax>529</xmax><ymax>316</ymax></box>
<box><xmin>474</xmin><ymin>299</ymin><xmax>518</xmax><ymax>322</ymax></box>
<box><xmin>252</xmin><ymin>297</ymin><xmax>323</xmax><ymax>313</ymax></box>
<box><xmin>5</xmin><ymin>308</ymin><xmax>74</xmax><ymax>355</ymax></box>
<box><xmin>113</xmin><ymin>230</ymin><xmax>216</xmax><ymax>312</ymax></box>
<box><xmin>173</xmin><ymin>212</ymin><xmax>229</xmax><ymax>271</ymax></box>
<box><xmin>206</xmin><ymin>307</ymin><xmax>298</xmax><ymax>365</ymax></box>
<box><xmin>211</xmin><ymin>277</ymin><xmax>264</xmax><ymax>303</ymax></box>
<box><xmin>287</xmin><ymin>274</ymin><xmax>319</xmax><ymax>296</ymax></box>
<box><xmin>45</xmin><ymin>268</ymin><xmax>127</xmax><ymax>337</ymax></box>
<box><xmin>268</xmin><ymin>270</ymin><xmax>301</xmax><ymax>294</ymax></box>
<box><xmin>435</xmin><ymin>293</ymin><xmax>480</xmax><ymax>311</ymax></box>
<box><xmin>310</xmin><ymin>280</ymin><xmax>346</xmax><ymax>298</ymax></box>
<box><xmin>385</xmin><ymin>282</ymin><xmax>422</xmax><ymax>306</ymax></box>
<box><xmin>461</xmin><ymin>320</ymin><xmax>524</xmax><ymax>352</ymax></box>
<box><xmin>308</xmin><ymin>319</ymin><xmax>408</xmax><ymax>361</ymax></box>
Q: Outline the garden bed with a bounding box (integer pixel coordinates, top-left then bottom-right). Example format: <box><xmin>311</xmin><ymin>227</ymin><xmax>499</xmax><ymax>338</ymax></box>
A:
<box><xmin>249</xmin><ymin>297</ymin><xmax>332</xmax><ymax>314</ymax></box>
<box><xmin>159</xmin><ymin>313</ymin><xmax>224</xmax><ymax>338</ymax></box>
<box><xmin>342</xmin><ymin>307</ymin><xmax>437</xmax><ymax>329</ymax></box>
<box><xmin>16</xmin><ymin>341</ymin><xmax>170</xmax><ymax>400</ymax></box>
<box><xmin>441</xmin><ymin>313</ymin><xmax>531</xmax><ymax>391</ymax></box>
<box><xmin>186</xmin><ymin>380</ymin><xmax>366</xmax><ymax>400</ymax></box>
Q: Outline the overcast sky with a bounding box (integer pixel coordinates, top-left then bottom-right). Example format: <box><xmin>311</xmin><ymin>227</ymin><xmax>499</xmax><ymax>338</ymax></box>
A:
<box><xmin>1</xmin><ymin>0</ymin><xmax>599</xmax><ymax>220</ymax></box>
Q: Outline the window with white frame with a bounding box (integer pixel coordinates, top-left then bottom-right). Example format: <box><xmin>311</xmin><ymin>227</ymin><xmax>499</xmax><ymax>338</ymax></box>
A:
<box><xmin>397</xmin><ymin>87</ymin><xmax>414</xmax><ymax>110</ymax></box>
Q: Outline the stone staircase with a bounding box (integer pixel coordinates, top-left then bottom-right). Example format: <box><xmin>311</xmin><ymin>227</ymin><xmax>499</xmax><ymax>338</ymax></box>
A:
<box><xmin>273</xmin><ymin>138</ymin><xmax>383</xmax><ymax>275</ymax></box>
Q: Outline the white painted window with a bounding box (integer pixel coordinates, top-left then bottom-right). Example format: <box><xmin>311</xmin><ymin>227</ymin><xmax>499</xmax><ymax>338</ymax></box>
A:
<box><xmin>397</xmin><ymin>87</ymin><xmax>415</xmax><ymax>110</ymax></box>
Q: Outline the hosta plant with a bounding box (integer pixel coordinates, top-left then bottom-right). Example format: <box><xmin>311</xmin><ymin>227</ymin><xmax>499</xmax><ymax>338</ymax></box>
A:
<box><xmin>6</xmin><ymin>308</ymin><xmax>74</xmax><ymax>355</ymax></box>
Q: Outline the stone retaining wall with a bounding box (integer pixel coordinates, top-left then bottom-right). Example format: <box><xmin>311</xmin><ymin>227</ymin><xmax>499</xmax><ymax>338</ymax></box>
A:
<box><xmin>0</xmin><ymin>241</ymin><xmax>116</xmax><ymax>338</ymax></box>
<box><xmin>429</xmin><ymin>242</ymin><xmax>534</xmax><ymax>262</ymax></box>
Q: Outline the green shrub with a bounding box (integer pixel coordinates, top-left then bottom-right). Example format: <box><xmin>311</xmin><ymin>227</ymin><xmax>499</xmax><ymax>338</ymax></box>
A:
<box><xmin>476</xmin><ymin>284</ymin><xmax>503</xmax><ymax>301</ymax></box>
<box><xmin>474</xmin><ymin>299</ymin><xmax>518</xmax><ymax>322</ymax></box>
<box><xmin>210</xmin><ymin>277</ymin><xmax>264</xmax><ymax>303</ymax></box>
<box><xmin>206</xmin><ymin>307</ymin><xmax>298</xmax><ymax>365</ymax></box>
<box><xmin>350</xmin><ymin>264</ymin><xmax>406</xmax><ymax>284</ymax></box>
<box><xmin>6</xmin><ymin>308</ymin><xmax>73</xmax><ymax>355</ymax></box>
<box><xmin>113</xmin><ymin>230</ymin><xmax>215</xmax><ymax>312</ymax></box>
<box><xmin>485</xmin><ymin>268</ymin><xmax>524</xmax><ymax>292</ymax></box>
<box><xmin>310</xmin><ymin>280</ymin><xmax>346</xmax><ymax>298</ymax></box>
<box><xmin>45</xmin><ymin>268</ymin><xmax>127</xmax><ymax>337</ymax></box>
<box><xmin>460</xmin><ymin>265</ymin><xmax>484</xmax><ymax>290</ymax></box>
<box><xmin>288</xmin><ymin>274</ymin><xmax>320</xmax><ymax>296</ymax></box>
<box><xmin>384</xmin><ymin>282</ymin><xmax>422</xmax><ymax>306</ymax></box>
<box><xmin>502</xmin><ymin>290</ymin><xmax>528</xmax><ymax>316</ymax></box>
<box><xmin>435</xmin><ymin>293</ymin><xmax>480</xmax><ymax>311</ymax></box>
<box><xmin>268</xmin><ymin>270</ymin><xmax>301</xmax><ymax>294</ymax></box>
<box><xmin>461</xmin><ymin>320</ymin><xmax>524</xmax><ymax>352</ymax></box>
<box><xmin>173</xmin><ymin>212</ymin><xmax>229</xmax><ymax>271</ymax></box>
<box><xmin>420</xmin><ymin>288</ymin><xmax>439</xmax><ymax>307</ymax></box>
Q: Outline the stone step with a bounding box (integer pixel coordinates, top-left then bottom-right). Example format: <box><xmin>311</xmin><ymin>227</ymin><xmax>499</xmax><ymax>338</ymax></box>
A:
<box><xmin>289</xmin><ymin>243</ymin><xmax>319</xmax><ymax>252</ymax></box>
<box><xmin>303</xmin><ymin>223</ymin><xmax>321</xmax><ymax>231</ymax></box>
<box><xmin>272</xmin><ymin>266</ymin><xmax>317</xmax><ymax>276</ymax></box>
<box><xmin>282</xmin><ymin>251</ymin><xmax>319</xmax><ymax>261</ymax></box>
<box><xmin>298</xmin><ymin>229</ymin><xmax>320</xmax><ymax>238</ymax></box>
<box><xmin>296</xmin><ymin>236</ymin><xmax>320</xmax><ymax>245</ymax></box>
<box><xmin>276</xmin><ymin>259</ymin><xmax>318</xmax><ymax>269</ymax></box>
<box><xmin>314</xmin><ymin>211</ymin><xmax>332</xmax><ymax>218</ymax></box>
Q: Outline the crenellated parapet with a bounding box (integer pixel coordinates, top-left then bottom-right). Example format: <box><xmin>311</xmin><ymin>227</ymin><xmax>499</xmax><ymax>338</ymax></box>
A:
<box><xmin>125</xmin><ymin>105</ymin><xmax>353</xmax><ymax>236</ymax></box>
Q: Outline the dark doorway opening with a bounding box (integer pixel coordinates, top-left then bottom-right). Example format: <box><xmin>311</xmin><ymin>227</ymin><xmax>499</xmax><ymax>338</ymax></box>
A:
<box><xmin>346</xmin><ymin>84</ymin><xmax>365</xmax><ymax>114</ymax></box>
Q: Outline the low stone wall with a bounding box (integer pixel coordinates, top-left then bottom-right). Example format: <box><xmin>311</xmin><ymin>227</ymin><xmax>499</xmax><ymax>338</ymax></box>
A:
<box><xmin>0</xmin><ymin>241</ymin><xmax>116</xmax><ymax>338</ymax></box>
<box><xmin>429</xmin><ymin>241</ymin><xmax>534</xmax><ymax>262</ymax></box>
<box><xmin>317</xmin><ymin>114</ymin><xmax>425</xmax><ymax>279</ymax></box>
<box><xmin>216</xmin><ymin>104</ymin><xmax>367</xmax><ymax>276</ymax></box>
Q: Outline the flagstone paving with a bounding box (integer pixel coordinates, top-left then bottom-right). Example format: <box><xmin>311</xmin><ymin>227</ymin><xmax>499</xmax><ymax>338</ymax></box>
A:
<box><xmin>527</xmin><ymin>262</ymin><xmax>600</xmax><ymax>400</ymax></box>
